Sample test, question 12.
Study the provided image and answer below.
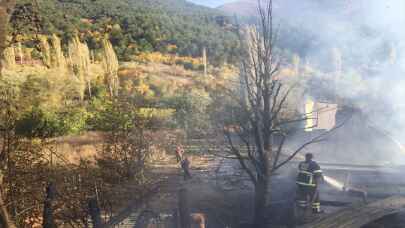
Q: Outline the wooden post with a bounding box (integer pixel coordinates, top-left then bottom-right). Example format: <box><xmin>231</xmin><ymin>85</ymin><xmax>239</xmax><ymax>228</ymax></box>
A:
<box><xmin>43</xmin><ymin>182</ymin><xmax>56</xmax><ymax>228</ymax></box>
<box><xmin>88</xmin><ymin>198</ymin><xmax>103</xmax><ymax>228</ymax></box>
<box><xmin>178</xmin><ymin>188</ymin><xmax>191</xmax><ymax>228</ymax></box>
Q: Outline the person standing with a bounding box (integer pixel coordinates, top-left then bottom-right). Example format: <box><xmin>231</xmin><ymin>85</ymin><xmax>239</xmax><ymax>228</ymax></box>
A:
<box><xmin>181</xmin><ymin>156</ymin><xmax>192</xmax><ymax>180</ymax></box>
<box><xmin>296</xmin><ymin>153</ymin><xmax>324</xmax><ymax>213</ymax></box>
<box><xmin>175</xmin><ymin>145</ymin><xmax>184</xmax><ymax>163</ymax></box>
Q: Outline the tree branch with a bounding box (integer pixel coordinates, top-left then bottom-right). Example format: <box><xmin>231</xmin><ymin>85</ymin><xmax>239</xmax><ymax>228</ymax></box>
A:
<box><xmin>272</xmin><ymin>115</ymin><xmax>352</xmax><ymax>172</ymax></box>
<box><xmin>224</xmin><ymin>130</ymin><xmax>257</xmax><ymax>184</ymax></box>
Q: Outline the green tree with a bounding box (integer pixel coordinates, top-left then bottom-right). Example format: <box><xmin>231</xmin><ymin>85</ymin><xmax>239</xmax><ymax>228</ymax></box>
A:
<box><xmin>95</xmin><ymin>97</ymin><xmax>154</xmax><ymax>183</ymax></box>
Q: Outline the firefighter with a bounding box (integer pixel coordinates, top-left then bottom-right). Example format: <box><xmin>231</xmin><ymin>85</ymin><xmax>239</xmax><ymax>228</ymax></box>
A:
<box><xmin>296</xmin><ymin>153</ymin><xmax>324</xmax><ymax>213</ymax></box>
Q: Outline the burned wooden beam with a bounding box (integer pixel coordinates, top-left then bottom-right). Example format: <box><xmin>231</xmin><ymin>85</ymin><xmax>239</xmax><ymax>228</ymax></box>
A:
<box><xmin>43</xmin><ymin>182</ymin><xmax>56</xmax><ymax>228</ymax></box>
<box><xmin>300</xmin><ymin>196</ymin><xmax>405</xmax><ymax>228</ymax></box>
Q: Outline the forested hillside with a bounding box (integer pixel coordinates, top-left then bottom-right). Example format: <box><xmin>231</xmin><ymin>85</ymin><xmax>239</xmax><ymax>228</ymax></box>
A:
<box><xmin>11</xmin><ymin>0</ymin><xmax>239</xmax><ymax>64</ymax></box>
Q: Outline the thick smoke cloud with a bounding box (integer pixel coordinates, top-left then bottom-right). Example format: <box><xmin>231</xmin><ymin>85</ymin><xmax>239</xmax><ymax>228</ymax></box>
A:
<box><xmin>219</xmin><ymin>0</ymin><xmax>405</xmax><ymax>163</ymax></box>
<box><xmin>277</xmin><ymin>0</ymin><xmax>405</xmax><ymax>143</ymax></box>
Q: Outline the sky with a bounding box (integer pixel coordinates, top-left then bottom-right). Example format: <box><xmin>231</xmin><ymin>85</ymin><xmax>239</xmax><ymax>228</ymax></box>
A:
<box><xmin>187</xmin><ymin>0</ymin><xmax>237</xmax><ymax>7</ymax></box>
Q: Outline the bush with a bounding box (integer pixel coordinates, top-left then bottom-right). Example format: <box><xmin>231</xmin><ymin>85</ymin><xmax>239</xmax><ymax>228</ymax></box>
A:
<box><xmin>16</xmin><ymin>108</ymin><xmax>63</xmax><ymax>138</ymax></box>
<box><xmin>15</xmin><ymin>106</ymin><xmax>90</xmax><ymax>138</ymax></box>
<box><xmin>58</xmin><ymin>107</ymin><xmax>90</xmax><ymax>135</ymax></box>
<box><xmin>182</xmin><ymin>62</ymin><xmax>194</xmax><ymax>70</ymax></box>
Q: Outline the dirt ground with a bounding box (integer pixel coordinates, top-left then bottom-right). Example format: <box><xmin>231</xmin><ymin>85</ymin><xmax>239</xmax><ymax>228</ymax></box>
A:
<box><xmin>116</xmin><ymin>152</ymin><xmax>405</xmax><ymax>228</ymax></box>
<box><xmin>117</xmin><ymin>152</ymin><xmax>297</xmax><ymax>228</ymax></box>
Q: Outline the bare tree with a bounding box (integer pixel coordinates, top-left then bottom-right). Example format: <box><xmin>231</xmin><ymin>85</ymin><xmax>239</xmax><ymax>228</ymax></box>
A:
<box><xmin>219</xmin><ymin>1</ymin><xmax>347</xmax><ymax>227</ymax></box>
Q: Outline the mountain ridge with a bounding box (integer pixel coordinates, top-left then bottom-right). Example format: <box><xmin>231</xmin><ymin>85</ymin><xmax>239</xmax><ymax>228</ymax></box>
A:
<box><xmin>187</xmin><ymin>0</ymin><xmax>237</xmax><ymax>8</ymax></box>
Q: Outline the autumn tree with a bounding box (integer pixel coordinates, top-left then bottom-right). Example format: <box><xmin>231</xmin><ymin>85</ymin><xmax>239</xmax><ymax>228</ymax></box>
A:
<box><xmin>102</xmin><ymin>38</ymin><xmax>119</xmax><ymax>97</ymax></box>
<box><xmin>68</xmin><ymin>34</ymin><xmax>91</xmax><ymax>100</ymax></box>
<box><xmin>51</xmin><ymin>34</ymin><xmax>66</xmax><ymax>69</ymax></box>
<box><xmin>0</xmin><ymin>0</ymin><xmax>16</xmax><ymax>76</ymax></box>
<box><xmin>39</xmin><ymin>35</ymin><xmax>52</xmax><ymax>68</ymax></box>
<box><xmin>3</xmin><ymin>45</ymin><xmax>15</xmax><ymax>69</ymax></box>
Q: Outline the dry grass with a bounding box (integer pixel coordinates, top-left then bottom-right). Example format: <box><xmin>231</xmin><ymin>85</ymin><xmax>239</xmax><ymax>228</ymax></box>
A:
<box><xmin>53</xmin><ymin>129</ymin><xmax>184</xmax><ymax>165</ymax></box>
<box><xmin>54</xmin><ymin>132</ymin><xmax>104</xmax><ymax>164</ymax></box>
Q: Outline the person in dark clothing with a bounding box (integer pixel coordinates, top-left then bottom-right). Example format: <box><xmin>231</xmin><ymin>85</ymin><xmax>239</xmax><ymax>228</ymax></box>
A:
<box><xmin>181</xmin><ymin>156</ymin><xmax>192</xmax><ymax>180</ymax></box>
<box><xmin>296</xmin><ymin>153</ymin><xmax>324</xmax><ymax>213</ymax></box>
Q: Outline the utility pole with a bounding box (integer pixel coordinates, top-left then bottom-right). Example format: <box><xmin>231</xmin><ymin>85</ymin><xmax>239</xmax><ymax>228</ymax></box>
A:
<box><xmin>202</xmin><ymin>46</ymin><xmax>207</xmax><ymax>77</ymax></box>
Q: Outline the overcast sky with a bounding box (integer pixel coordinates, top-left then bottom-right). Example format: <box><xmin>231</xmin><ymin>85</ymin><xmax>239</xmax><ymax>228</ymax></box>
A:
<box><xmin>187</xmin><ymin>0</ymin><xmax>237</xmax><ymax>7</ymax></box>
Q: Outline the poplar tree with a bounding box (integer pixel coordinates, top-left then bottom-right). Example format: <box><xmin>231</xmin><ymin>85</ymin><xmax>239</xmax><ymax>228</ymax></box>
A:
<box><xmin>39</xmin><ymin>36</ymin><xmax>51</xmax><ymax>68</ymax></box>
<box><xmin>3</xmin><ymin>46</ymin><xmax>15</xmax><ymax>69</ymax></box>
<box><xmin>68</xmin><ymin>35</ymin><xmax>91</xmax><ymax>100</ymax></box>
<box><xmin>101</xmin><ymin>37</ymin><xmax>119</xmax><ymax>97</ymax></box>
<box><xmin>51</xmin><ymin>34</ymin><xmax>66</xmax><ymax>70</ymax></box>
<box><xmin>16</xmin><ymin>42</ymin><xmax>22</xmax><ymax>65</ymax></box>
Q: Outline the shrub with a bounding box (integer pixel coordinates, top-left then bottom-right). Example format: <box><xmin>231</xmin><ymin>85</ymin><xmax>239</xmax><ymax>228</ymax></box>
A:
<box><xmin>58</xmin><ymin>107</ymin><xmax>90</xmax><ymax>135</ymax></box>
<box><xmin>16</xmin><ymin>108</ymin><xmax>63</xmax><ymax>138</ymax></box>
<box><xmin>182</xmin><ymin>62</ymin><xmax>194</xmax><ymax>70</ymax></box>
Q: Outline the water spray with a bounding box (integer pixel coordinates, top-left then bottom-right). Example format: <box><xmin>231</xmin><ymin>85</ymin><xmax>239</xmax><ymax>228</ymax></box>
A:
<box><xmin>324</xmin><ymin>175</ymin><xmax>344</xmax><ymax>191</ymax></box>
<box><xmin>324</xmin><ymin>175</ymin><xmax>368</xmax><ymax>203</ymax></box>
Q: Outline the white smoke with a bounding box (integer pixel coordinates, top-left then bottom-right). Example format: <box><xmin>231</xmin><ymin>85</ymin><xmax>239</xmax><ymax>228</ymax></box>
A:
<box><xmin>279</xmin><ymin>1</ymin><xmax>405</xmax><ymax>143</ymax></box>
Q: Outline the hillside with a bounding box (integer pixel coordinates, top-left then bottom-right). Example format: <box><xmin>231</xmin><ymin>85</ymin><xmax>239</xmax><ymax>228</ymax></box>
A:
<box><xmin>218</xmin><ymin>0</ymin><xmax>398</xmax><ymax>70</ymax></box>
<box><xmin>218</xmin><ymin>0</ymin><xmax>361</xmax><ymax>17</ymax></box>
<box><xmin>218</xmin><ymin>0</ymin><xmax>256</xmax><ymax>17</ymax></box>
<box><xmin>11</xmin><ymin>0</ymin><xmax>239</xmax><ymax>65</ymax></box>
<box><xmin>187</xmin><ymin>0</ymin><xmax>236</xmax><ymax>7</ymax></box>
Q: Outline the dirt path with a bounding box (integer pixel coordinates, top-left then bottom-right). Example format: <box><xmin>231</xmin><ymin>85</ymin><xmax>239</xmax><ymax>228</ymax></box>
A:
<box><xmin>112</xmin><ymin>150</ymin><xmax>311</xmax><ymax>228</ymax></box>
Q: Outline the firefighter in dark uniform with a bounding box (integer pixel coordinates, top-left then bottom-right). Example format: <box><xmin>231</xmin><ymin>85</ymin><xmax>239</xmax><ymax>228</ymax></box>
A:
<box><xmin>296</xmin><ymin>153</ymin><xmax>323</xmax><ymax>213</ymax></box>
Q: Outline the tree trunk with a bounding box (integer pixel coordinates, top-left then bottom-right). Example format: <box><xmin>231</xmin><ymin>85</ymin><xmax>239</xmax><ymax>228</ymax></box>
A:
<box><xmin>253</xmin><ymin>177</ymin><xmax>268</xmax><ymax>228</ymax></box>
<box><xmin>43</xmin><ymin>183</ymin><xmax>56</xmax><ymax>228</ymax></box>
<box><xmin>0</xmin><ymin>6</ymin><xmax>8</xmax><ymax>76</ymax></box>
<box><xmin>87</xmin><ymin>80</ymin><xmax>92</xmax><ymax>98</ymax></box>
<box><xmin>0</xmin><ymin>190</ymin><xmax>16</xmax><ymax>228</ymax></box>
<box><xmin>0</xmin><ymin>170</ymin><xmax>16</xmax><ymax>228</ymax></box>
